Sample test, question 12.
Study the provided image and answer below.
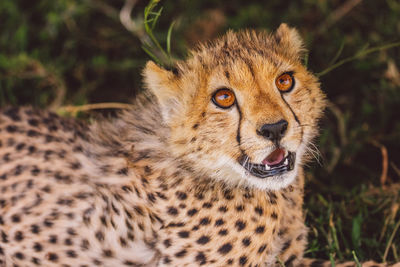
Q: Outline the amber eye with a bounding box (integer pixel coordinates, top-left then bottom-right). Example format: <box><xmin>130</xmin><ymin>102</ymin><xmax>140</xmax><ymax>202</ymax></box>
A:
<box><xmin>275</xmin><ymin>72</ymin><xmax>294</xmax><ymax>92</ymax></box>
<box><xmin>212</xmin><ymin>88</ymin><xmax>236</xmax><ymax>109</ymax></box>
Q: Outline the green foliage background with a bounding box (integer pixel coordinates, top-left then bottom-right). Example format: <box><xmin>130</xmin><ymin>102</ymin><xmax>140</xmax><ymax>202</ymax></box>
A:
<box><xmin>1</xmin><ymin>0</ymin><xmax>400</xmax><ymax>264</ymax></box>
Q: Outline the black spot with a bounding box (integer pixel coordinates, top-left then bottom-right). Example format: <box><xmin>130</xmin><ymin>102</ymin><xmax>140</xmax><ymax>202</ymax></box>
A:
<box><xmin>1</xmin><ymin>230</ymin><xmax>8</xmax><ymax>242</ymax></box>
<box><xmin>4</xmin><ymin>107</ymin><xmax>21</xmax><ymax>121</ymax></box>
<box><xmin>178</xmin><ymin>231</ymin><xmax>189</xmax><ymax>238</ymax></box>
<box><xmin>90</xmin><ymin>259</ymin><xmax>102</xmax><ymax>266</ymax></box>
<box><xmin>202</xmin><ymin>202</ymin><xmax>212</xmax><ymax>208</ymax></box>
<box><xmin>33</xmin><ymin>242</ymin><xmax>43</xmax><ymax>252</ymax></box>
<box><xmin>242</xmin><ymin>237</ymin><xmax>251</xmax><ymax>247</ymax></box>
<box><xmin>49</xmin><ymin>235</ymin><xmax>57</xmax><ymax>243</ymax></box>
<box><xmin>163</xmin><ymin>256</ymin><xmax>171</xmax><ymax>264</ymax></box>
<box><xmin>147</xmin><ymin>193</ymin><xmax>156</xmax><ymax>203</ymax></box>
<box><xmin>6</xmin><ymin>125</ymin><xmax>17</xmax><ymax>133</ymax></box>
<box><xmin>218</xmin><ymin>206</ymin><xmax>228</xmax><ymax>213</ymax></box>
<box><xmin>194</xmin><ymin>192</ymin><xmax>204</xmax><ymax>200</ymax></box>
<box><xmin>28</xmin><ymin>119</ymin><xmax>39</xmax><ymax>127</ymax></box>
<box><xmin>227</xmin><ymin>259</ymin><xmax>234</xmax><ymax>265</ymax></box>
<box><xmin>215</xmin><ymin>219</ymin><xmax>225</xmax><ymax>226</ymax></box>
<box><xmin>239</xmin><ymin>256</ymin><xmax>248</xmax><ymax>266</ymax></box>
<box><xmin>195</xmin><ymin>252</ymin><xmax>207</xmax><ymax>265</ymax></box>
<box><xmin>124</xmin><ymin>260</ymin><xmax>139</xmax><ymax>266</ymax></box>
<box><xmin>235</xmin><ymin>205</ymin><xmax>244</xmax><ymax>211</ymax></box>
<box><xmin>47</xmin><ymin>253</ymin><xmax>58</xmax><ymax>262</ymax></box>
<box><xmin>255</xmin><ymin>206</ymin><xmax>263</xmax><ymax>215</ymax></box>
<box><xmin>64</xmin><ymin>238</ymin><xmax>73</xmax><ymax>246</ymax></box>
<box><xmin>258</xmin><ymin>244</ymin><xmax>267</xmax><ymax>253</ymax></box>
<box><xmin>11</xmin><ymin>214</ymin><xmax>21</xmax><ymax>223</ymax></box>
<box><xmin>134</xmin><ymin>206</ymin><xmax>144</xmax><ymax>216</ymax></box>
<box><xmin>218</xmin><ymin>243</ymin><xmax>232</xmax><ymax>254</ymax></box>
<box><xmin>103</xmin><ymin>249</ymin><xmax>113</xmax><ymax>257</ymax></box>
<box><xmin>163</xmin><ymin>239</ymin><xmax>171</xmax><ymax>248</ymax></box>
<box><xmin>223</xmin><ymin>190</ymin><xmax>234</xmax><ymax>200</ymax></box>
<box><xmin>271</xmin><ymin>212</ymin><xmax>278</xmax><ymax>220</ymax></box>
<box><xmin>3</xmin><ymin>153</ymin><xmax>10</xmax><ymax>162</ymax></box>
<box><xmin>31</xmin><ymin>166</ymin><xmax>40</xmax><ymax>176</ymax></box>
<box><xmin>67</xmin><ymin>228</ymin><xmax>76</xmax><ymax>236</ymax></box>
<box><xmin>196</xmin><ymin>235</ymin><xmax>210</xmax><ymax>244</ymax></box>
<box><xmin>175</xmin><ymin>249</ymin><xmax>187</xmax><ymax>257</ymax></box>
<box><xmin>66</xmin><ymin>250</ymin><xmax>77</xmax><ymax>258</ymax></box>
<box><xmin>32</xmin><ymin>257</ymin><xmax>41</xmax><ymax>265</ymax></box>
<box><xmin>15</xmin><ymin>252</ymin><xmax>25</xmax><ymax>259</ymax></box>
<box><xmin>255</xmin><ymin>225</ymin><xmax>265</xmax><ymax>234</ymax></box>
<box><xmin>296</xmin><ymin>234</ymin><xmax>304</xmax><ymax>241</ymax></box>
<box><xmin>175</xmin><ymin>191</ymin><xmax>187</xmax><ymax>200</ymax></box>
<box><xmin>70</xmin><ymin>162</ymin><xmax>81</xmax><ymax>170</ymax></box>
<box><xmin>95</xmin><ymin>231</ymin><xmax>104</xmax><ymax>242</ymax></box>
<box><xmin>199</xmin><ymin>217</ymin><xmax>211</xmax><ymax>225</ymax></box>
<box><xmin>282</xmin><ymin>240</ymin><xmax>291</xmax><ymax>252</ymax></box>
<box><xmin>192</xmin><ymin>123</ymin><xmax>199</xmax><ymax>129</ymax></box>
<box><xmin>14</xmin><ymin>231</ymin><xmax>23</xmax><ymax>241</ymax></box>
<box><xmin>225</xmin><ymin>70</ymin><xmax>230</xmax><ymax>79</ymax></box>
<box><xmin>27</xmin><ymin>129</ymin><xmax>39</xmax><ymax>137</ymax></box>
<box><xmin>235</xmin><ymin>220</ymin><xmax>246</xmax><ymax>231</ymax></box>
<box><xmin>16</xmin><ymin>143</ymin><xmax>25</xmax><ymax>151</ymax></box>
<box><xmin>187</xmin><ymin>208</ymin><xmax>198</xmax><ymax>216</ymax></box>
<box><xmin>268</xmin><ymin>192</ymin><xmax>278</xmax><ymax>204</ymax></box>
<box><xmin>117</xmin><ymin>168</ymin><xmax>128</xmax><ymax>175</ymax></box>
<box><xmin>167</xmin><ymin>206</ymin><xmax>178</xmax><ymax>216</ymax></box>
<box><xmin>43</xmin><ymin>219</ymin><xmax>53</xmax><ymax>227</ymax></box>
<box><xmin>28</xmin><ymin>145</ymin><xmax>37</xmax><ymax>154</ymax></box>
<box><xmin>81</xmin><ymin>239</ymin><xmax>90</xmax><ymax>250</ymax></box>
<box><xmin>284</xmin><ymin>255</ymin><xmax>297</xmax><ymax>266</ymax></box>
<box><xmin>218</xmin><ymin>229</ymin><xmax>228</xmax><ymax>236</ymax></box>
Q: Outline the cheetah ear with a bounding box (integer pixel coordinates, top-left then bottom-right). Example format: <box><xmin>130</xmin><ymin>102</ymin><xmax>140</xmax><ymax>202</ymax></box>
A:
<box><xmin>143</xmin><ymin>61</ymin><xmax>182</xmax><ymax>123</ymax></box>
<box><xmin>274</xmin><ymin>23</ymin><xmax>305</xmax><ymax>60</ymax></box>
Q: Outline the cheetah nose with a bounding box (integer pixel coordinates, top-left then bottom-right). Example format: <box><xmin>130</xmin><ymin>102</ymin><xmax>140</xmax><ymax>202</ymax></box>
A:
<box><xmin>257</xmin><ymin>120</ymin><xmax>288</xmax><ymax>143</ymax></box>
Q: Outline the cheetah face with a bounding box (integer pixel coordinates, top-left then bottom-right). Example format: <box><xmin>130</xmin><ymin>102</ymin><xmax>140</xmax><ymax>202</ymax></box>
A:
<box><xmin>144</xmin><ymin>24</ymin><xmax>326</xmax><ymax>190</ymax></box>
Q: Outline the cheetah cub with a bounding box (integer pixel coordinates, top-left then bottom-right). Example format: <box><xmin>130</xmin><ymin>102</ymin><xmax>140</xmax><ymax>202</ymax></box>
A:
<box><xmin>0</xmin><ymin>24</ymin><xmax>393</xmax><ymax>267</ymax></box>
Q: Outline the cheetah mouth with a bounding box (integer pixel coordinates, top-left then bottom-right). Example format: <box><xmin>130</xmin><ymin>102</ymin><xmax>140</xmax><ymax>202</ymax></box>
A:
<box><xmin>238</xmin><ymin>149</ymin><xmax>295</xmax><ymax>178</ymax></box>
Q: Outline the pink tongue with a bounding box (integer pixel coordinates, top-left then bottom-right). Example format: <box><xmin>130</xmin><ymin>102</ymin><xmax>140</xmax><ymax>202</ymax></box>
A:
<box><xmin>262</xmin><ymin>148</ymin><xmax>285</xmax><ymax>166</ymax></box>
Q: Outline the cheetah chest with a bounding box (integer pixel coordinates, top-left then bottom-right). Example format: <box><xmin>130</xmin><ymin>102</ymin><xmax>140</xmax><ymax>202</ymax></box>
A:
<box><xmin>155</xmin><ymin>184</ymin><xmax>287</xmax><ymax>266</ymax></box>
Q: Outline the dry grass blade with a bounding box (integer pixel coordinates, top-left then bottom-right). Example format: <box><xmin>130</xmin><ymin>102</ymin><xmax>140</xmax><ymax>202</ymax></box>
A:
<box><xmin>57</xmin><ymin>103</ymin><xmax>133</xmax><ymax>116</ymax></box>
<box><xmin>318</xmin><ymin>0</ymin><xmax>363</xmax><ymax>33</ymax></box>
<box><xmin>383</xmin><ymin>218</ymin><xmax>400</xmax><ymax>263</ymax></box>
<box><xmin>369</xmin><ymin>140</ymin><xmax>389</xmax><ymax>186</ymax></box>
<box><xmin>391</xmin><ymin>162</ymin><xmax>400</xmax><ymax>178</ymax></box>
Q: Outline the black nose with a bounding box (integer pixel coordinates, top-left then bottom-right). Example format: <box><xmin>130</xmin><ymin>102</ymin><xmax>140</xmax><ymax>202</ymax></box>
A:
<box><xmin>257</xmin><ymin>120</ymin><xmax>288</xmax><ymax>142</ymax></box>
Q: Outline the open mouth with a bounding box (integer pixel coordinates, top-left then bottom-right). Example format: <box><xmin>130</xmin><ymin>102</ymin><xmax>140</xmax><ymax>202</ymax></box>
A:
<box><xmin>238</xmin><ymin>148</ymin><xmax>296</xmax><ymax>178</ymax></box>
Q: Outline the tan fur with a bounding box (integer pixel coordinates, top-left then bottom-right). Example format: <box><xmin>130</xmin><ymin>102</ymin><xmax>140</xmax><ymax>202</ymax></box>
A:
<box><xmin>0</xmin><ymin>24</ymin><xmax>394</xmax><ymax>267</ymax></box>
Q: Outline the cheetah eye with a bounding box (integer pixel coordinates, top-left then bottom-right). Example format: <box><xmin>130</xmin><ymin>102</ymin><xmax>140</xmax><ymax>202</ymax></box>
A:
<box><xmin>212</xmin><ymin>88</ymin><xmax>236</xmax><ymax>109</ymax></box>
<box><xmin>275</xmin><ymin>72</ymin><xmax>295</xmax><ymax>93</ymax></box>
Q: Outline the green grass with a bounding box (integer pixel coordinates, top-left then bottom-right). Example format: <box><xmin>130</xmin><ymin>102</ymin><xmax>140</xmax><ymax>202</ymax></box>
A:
<box><xmin>1</xmin><ymin>0</ymin><xmax>399</xmax><ymax>264</ymax></box>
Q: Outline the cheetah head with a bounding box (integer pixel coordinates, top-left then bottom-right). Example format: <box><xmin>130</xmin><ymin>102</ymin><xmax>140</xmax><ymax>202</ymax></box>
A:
<box><xmin>143</xmin><ymin>24</ymin><xmax>326</xmax><ymax>190</ymax></box>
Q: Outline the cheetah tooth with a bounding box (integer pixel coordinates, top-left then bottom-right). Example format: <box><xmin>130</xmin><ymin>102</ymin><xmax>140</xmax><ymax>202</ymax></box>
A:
<box><xmin>284</xmin><ymin>158</ymin><xmax>288</xmax><ymax>165</ymax></box>
<box><xmin>264</xmin><ymin>164</ymin><xmax>271</xmax><ymax>170</ymax></box>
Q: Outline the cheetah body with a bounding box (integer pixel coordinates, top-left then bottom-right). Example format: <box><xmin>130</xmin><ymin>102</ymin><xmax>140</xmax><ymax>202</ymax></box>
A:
<box><xmin>0</xmin><ymin>24</ymin><xmax>372</xmax><ymax>267</ymax></box>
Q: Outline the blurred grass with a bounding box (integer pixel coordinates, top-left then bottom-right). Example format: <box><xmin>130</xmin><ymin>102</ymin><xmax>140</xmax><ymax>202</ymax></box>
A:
<box><xmin>1</xmin><ymin>0</ymin><xmax>399</xmax><ymax>264</ymax></box>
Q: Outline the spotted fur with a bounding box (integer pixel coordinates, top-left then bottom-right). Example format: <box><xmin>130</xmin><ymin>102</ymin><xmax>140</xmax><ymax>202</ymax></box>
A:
<box><xmin>0</xmin><ymin>24</ymin><xmax>397</xmax><ymax>267</ymax></box>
